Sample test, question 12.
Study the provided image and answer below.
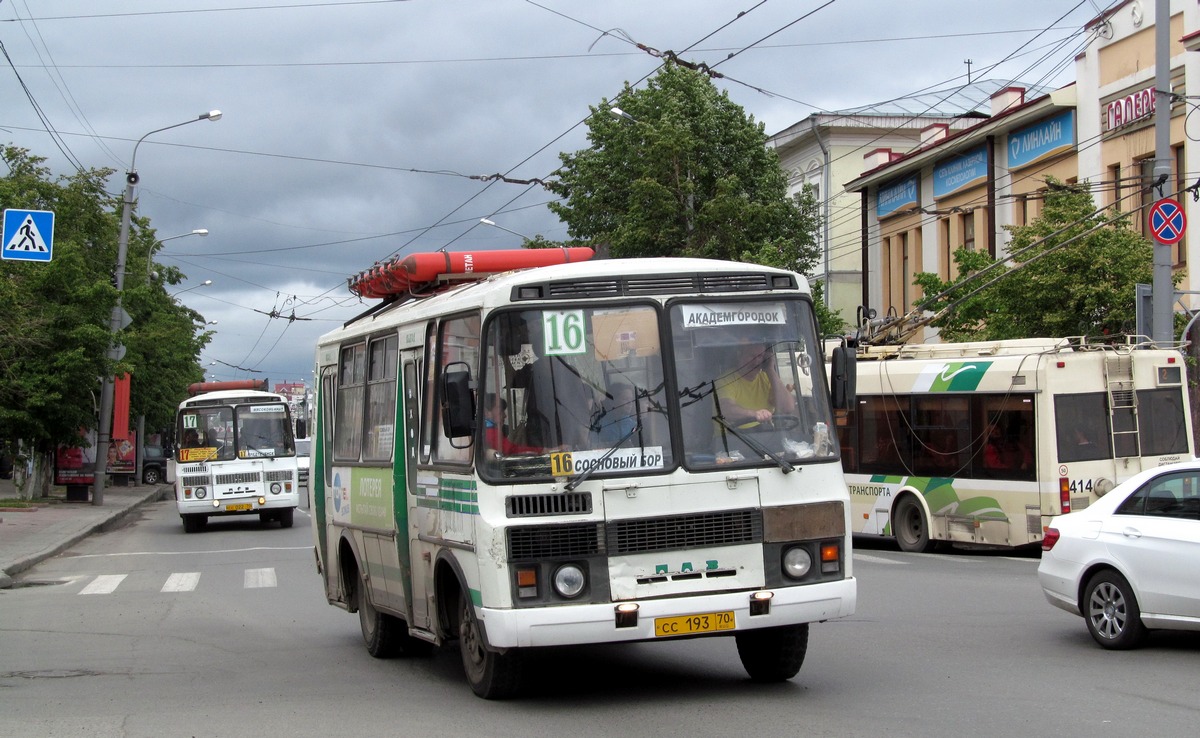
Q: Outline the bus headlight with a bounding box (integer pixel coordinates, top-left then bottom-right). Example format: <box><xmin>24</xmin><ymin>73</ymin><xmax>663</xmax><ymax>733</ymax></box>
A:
<box><xmin>782</xmin><ymin>546</ymin><xmax>813</xmax><ymax>579</ymax></box>
<box><xmin>270</xmin><ymin>482</ymin><xmax>282</xmax><ymax>494</ymax></box>
<box><xmin>194</xmin><ymin>487</ymin><xmax>207</xmax><ymax>500</ymax></box>
<box><xmin>552</xmin><ymin>564</ymin><xmax>586</xmax><ymax>599</ymax></box>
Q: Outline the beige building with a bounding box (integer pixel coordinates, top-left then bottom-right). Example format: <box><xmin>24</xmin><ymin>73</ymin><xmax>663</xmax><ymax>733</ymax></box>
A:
<box><xmin>767</xmin><ymin>86</ymin><xmax>1011</xmax><ymax>324</ymax></box>
<box><xmin>838</xmin><ymin>0</ymin><xmax>1200</xmax><ymax>343</ymax></box>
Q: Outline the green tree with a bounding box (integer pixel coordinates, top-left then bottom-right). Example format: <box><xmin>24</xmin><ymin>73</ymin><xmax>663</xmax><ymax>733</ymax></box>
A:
<box><xmin>912</xmin><ymin>180</ymin><xmax>1168</xmax><ymax>341</ymax></box>
<box><xmin>0</xmin><ymin>147</ymin><xmax>208</xmax><ymax>485</ymax></box>
<box><xmin>548</xmin><ymin>63</ymin><xmax>839</xmax><ymax>330</ymax></box>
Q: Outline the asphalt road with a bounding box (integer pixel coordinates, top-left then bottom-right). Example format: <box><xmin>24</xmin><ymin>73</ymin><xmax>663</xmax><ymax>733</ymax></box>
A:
<box><xmin>1</xmin><ymin>499</ymin><xmax>1197</xmax><ymax>738</ymax></box>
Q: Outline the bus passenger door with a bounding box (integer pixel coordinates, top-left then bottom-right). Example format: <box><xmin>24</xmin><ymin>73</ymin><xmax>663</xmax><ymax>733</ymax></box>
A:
<box><xmin>402</xmin><ymin>354</ymin><xmax>434</xmax><ymax>631</ymax></box>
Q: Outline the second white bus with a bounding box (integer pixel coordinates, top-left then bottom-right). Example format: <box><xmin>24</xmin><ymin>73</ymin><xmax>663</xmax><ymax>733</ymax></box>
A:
<box><xmin>838</xmin><ymin>337</ymin><xmax>1194</xmax><ymax>552</ymax></box>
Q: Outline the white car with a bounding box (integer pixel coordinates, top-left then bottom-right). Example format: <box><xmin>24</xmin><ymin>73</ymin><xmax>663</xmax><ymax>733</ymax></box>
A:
<box><xmin>295</xmin><ymin>438</ymin><xmax>311</xmax><ymax>486</ymax></box>
<box><xmin>1038</xmin><ymin>460</ymin><xmax>1200</xmax><ymax>649</ymax></box>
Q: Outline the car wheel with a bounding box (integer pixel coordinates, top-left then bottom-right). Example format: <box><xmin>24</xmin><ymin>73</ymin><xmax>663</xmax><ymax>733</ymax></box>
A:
<box><xmin>735</xmin><ymin>623</ymin><xmax>809</xmax><ymax>682</ymax></box>
<box><xmin>459</xmin><ymin>593</ymin><xmax>522</xmax><ymax>699</ymax></box>
<box><xmin>893</xmin><ymin>495</ymin><xmax>935</xmax><ymax>553</ymax></box>
<box><xmin>1083</xmin><ymin>570</ymin><xmax>1146</xmax><ymax>649</ymax></box>
<box><xmin>143</xmin><ymin>466</ymin><xmax>161</xmax><ymax>485</ymax></box>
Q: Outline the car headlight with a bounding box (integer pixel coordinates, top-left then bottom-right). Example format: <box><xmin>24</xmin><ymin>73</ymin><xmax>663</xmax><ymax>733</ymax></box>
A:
<box><xmin>782</xmin><ymin>546</ymin><xmax>813</xmax><ymax>579</ymax></box>
<box><xmin>194</xmin><ymin>487</ymin><xmax>207</xmax><ymax>499</ymax></box>
<box><xmin>552</xmin><ymin>564</ymin><xmax>586</xmax><ymax>598</ymax></box>
<box><xmin>270</xmin><ymin>482</ymin><xmax>282</xmax><ymax>494</ymax></box>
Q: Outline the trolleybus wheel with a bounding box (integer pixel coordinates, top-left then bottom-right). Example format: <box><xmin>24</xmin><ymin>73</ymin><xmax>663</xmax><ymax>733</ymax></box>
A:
<box><xmin>459</xmin><ymin>594</ymin><xmax>522</xmax><ymax>699</ymax></box>
<box><xmin>735</xmin><ymin>623</ymin><xmax>809</xmax><ymax>682</ymax></box>
<box><xmin>893</xmin><ymin>495</ymin><xmax>934</xmax><ymax>553</ymax></box>
<box><xmin>1083</xmin><ymin>570</ymin><xmax>1146</xmax><ymax>650</ymax></box>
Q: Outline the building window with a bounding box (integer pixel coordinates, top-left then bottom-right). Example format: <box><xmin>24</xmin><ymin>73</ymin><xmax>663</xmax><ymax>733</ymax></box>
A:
<box><xmin>1109</xmin><ymin>163</ymin><xmax>1122</xmax><ymax>209</ymax></box>
<box><xmin>960</xmin><ymin>212</ymin><xmax>975</xmax><ymax>251</ymax></box>
<box><xmin>1175</xmin><ymin>146</ymin><xmax>1187</xmax><ymax>266</ymax></box>
<box><xmin>899</xmin><ymin>231</ymin><xmax>910</xmax><ymax>311</ymax></box>
<box><xmin>1139</xmin><ymin>158</ymin><xmax>1156</xmax><ymax>238</ymax></box>
<box><xmin>939</xmin><ymin>217</ymin><xmax>952</xmax><ymax>280</ymax></box>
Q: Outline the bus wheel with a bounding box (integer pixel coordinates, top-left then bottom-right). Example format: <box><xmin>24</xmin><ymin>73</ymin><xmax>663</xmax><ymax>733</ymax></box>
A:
<box><xmin>182</xmin><ymin>514</ymin><xmax>207</xmax><ymax>534</ymax></box>
<box><xmin>458</xmin><ymin>595</ymin><xmax>522</xmax><ymax>699</ymax></box>
<box><xmin>278</xmin><ymin>508</ymin><xmax>294</xmax><ymax>528</ymax></box>
<box><xmin>735</xmin><ymin>623</ymin><xmax>809</xmax><ymax>682</ymax></box>
<box><xmin>357</xmin><ymin>578</ymin><xmax>400</xmax><ymax>658</ymax></box>
<box><xmin>893</xmin><ymin>495</ymin><xmax>934</xmax><ymax>553</ymax></box>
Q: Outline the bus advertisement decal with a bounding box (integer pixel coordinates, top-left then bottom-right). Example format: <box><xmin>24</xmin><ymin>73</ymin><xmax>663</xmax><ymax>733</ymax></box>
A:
<box><xmin>911</xmin><ymin>361</ymin><xmax>993</xmax><ymax>392</ymax></box>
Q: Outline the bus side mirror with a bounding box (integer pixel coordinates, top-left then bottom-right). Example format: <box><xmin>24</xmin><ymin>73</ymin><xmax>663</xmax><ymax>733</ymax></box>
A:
<box><xmin>830</xmin><ymin>346</ymin><xmax>856</xmax><ymax>411</ymax></box>
<box><xmin>441</xmin><ymin>363</ymin><xmax>476</xmax><ymax>439</ymax></box>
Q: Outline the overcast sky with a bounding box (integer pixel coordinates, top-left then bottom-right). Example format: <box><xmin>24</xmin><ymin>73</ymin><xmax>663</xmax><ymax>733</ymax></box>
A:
<box><xmin>1</xmin><ymin>0</ymin><xmax>1102</xmax><ymax>387</ymax></box>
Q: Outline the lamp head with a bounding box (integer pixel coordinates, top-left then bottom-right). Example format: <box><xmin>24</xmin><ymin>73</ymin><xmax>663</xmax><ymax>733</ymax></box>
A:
<box><xmin>202</xmin><ymin>110</ymin><xmax>223</xmax><ymax>122</ymax></box>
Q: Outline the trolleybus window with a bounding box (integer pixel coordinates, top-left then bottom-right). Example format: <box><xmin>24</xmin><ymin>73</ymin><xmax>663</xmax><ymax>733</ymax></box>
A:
<box><xmin>365</xmin><ymin>334</ymin><xmax>398</xmax><ymax>461</ymax></box>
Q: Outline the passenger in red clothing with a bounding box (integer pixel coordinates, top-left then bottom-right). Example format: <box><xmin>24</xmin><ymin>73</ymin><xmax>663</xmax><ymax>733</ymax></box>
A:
<box><xmin>483</xmin><ymin>393</ymin><xmax>540</xmax><ymax>455</ymax></box>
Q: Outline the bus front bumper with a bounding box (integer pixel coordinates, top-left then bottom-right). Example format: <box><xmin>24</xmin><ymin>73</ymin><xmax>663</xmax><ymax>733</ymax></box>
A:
<box><xmin>478</xmin><ymin>577</ymin><xmax>856</xmax><ymax>649</ymax></box>
<box><xmin>177</xmin><ymin>492</ymin><xmax>299</xmax><ymax>516</ymax></box>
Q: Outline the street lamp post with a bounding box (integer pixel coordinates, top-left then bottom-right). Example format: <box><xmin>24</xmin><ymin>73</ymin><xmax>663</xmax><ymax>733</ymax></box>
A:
<box><xmin>92</xmin><ymin>110</ymin><xmax>221</xmax><ymax>506</ymax></box>
<box><xmin>170</xmin><ymin>279</ymin><xmax>213</xmax><ymax>297</ymax></box>
<box><xmin>149</xmin><ymin>228</ymin><xmax>208</xmax><ymax>282</ymax></box>
<box><xmin>479</xmin><ymin>217</ymin><xmax>532</xmax><ymax>241</ymax></box>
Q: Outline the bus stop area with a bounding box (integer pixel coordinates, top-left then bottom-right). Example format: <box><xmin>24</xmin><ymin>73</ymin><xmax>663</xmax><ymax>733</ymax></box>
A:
<box><xmin>0</xmin><ymin>477</ymin><xmax>165</xmax><ymax>589</ymax></box>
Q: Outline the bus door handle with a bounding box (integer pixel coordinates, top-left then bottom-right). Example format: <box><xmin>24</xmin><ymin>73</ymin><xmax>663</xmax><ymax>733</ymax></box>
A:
<box><xmin>725</xmin><ymin>473</ymin><xmax>757</xmax><ymax>490</ymax></box>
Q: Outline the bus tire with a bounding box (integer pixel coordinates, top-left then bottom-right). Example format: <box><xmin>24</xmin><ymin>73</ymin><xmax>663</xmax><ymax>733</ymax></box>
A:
<box><xmin>1083</xmin><ymin>570</ymin><xmax>1146</xmax><ymax>650</ymax></box>
<box><xmin>893</xmin><ymin>494</ymin><xmax>934</xmax><ymax>553</ymax></box>
<box><xmin>278</xmin><ymin>507</ymin><xmax>294</xmax><ymax>528</ymax></box>
<box><xmin>357</xmin><ymin>577</ymin><xmax>400</xmax><ymax>658</ymax></box>
<box><xmin>735</xmin><ymin>623</ymin><xmax>809</xmax><ymax>682</ymax></box>
<box><xmin>182</xmin><ymin>514</ymin><xmax>206</xmax><ymax>534</ymax></box>
<box><xmin>459</xmin><ymin>594</ymin><xmax>522</xmax><ymax>699</ymax></box>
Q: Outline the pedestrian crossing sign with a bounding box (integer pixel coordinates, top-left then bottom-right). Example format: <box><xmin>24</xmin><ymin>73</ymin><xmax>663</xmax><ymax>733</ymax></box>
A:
<box><xmin>3</xmin><ymin>208</ymin><xmax>55</xmax><ymax>262</ymax></box>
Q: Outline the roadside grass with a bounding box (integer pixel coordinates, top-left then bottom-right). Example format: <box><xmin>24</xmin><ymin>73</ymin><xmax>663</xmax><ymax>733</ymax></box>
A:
<box><xmin>0</xmin><ymin>498</ymin><xmax>37</xmax><ymax>508</ymax></box>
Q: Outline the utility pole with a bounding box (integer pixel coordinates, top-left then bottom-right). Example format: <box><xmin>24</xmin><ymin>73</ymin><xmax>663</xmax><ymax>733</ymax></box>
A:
<box><xmin>1152</xmin><ymin>0</ymin><xmax>1174</xmax><ymax>344</ymax></box>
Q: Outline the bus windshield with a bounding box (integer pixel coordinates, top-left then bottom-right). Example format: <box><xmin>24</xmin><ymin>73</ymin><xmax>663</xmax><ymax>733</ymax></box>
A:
<box><xmin>477</xmin><ymin>296</ymin><xmax>837</xmax><ymax>480</ymax></box>
<box><xmin>670</xmin><ymin>299</ymin><xmax>836</xmax><ymax>470</ymax></box>
<box><xmin>178</xmin><ymin>403</ymin><xmax>296</xmax><ymax>462</ymax></box>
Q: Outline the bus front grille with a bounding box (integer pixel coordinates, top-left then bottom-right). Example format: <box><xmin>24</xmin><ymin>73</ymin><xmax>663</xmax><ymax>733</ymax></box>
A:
<box><xmin>607</xmin><ymin>509</ymin><xmax>763</xmax><ymax>555</ymax></box>
<box><xmin>182</xmin><ymin>475</ymin><xmax>211</xmax><ymax>487</ymax></box>
<box><xmin>264</xmin><ymin>470</ymin><xmax>293</xmax><ymax>482</ymax></box>
<box><xmin>507</xmin><ymin>523</ymin><xmax>603</xmax><ymax>561</ymax></box>
<box><xmin>507</xmin><ymin>492</ymin><xmax>592</xmax><ymax>517</ymax></box>
<box><xmin>216</xmin><ymin>472</ymin><xmax>261</xmax><ymax>485</ymax></box>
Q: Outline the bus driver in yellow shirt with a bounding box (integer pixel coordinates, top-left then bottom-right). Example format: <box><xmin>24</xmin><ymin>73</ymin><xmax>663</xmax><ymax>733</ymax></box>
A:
<box><xmin>716</xmin><ymin>339</ymin><xmax>797</xmax><ymax>428</ymax></box>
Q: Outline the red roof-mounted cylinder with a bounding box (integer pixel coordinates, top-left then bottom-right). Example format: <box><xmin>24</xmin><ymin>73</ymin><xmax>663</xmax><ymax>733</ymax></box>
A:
<box><xmin>187</xmin><ymin>379</ymin><xmax>269</xmax><ymax>396</ymax></box>
<box><xmin>349</xmin><ymin>247</ymin><xmax>595</xmax><ymax>299</ymax></box>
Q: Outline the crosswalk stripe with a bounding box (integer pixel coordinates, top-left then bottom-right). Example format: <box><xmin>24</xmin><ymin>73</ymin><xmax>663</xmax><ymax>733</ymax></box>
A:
<box><xmin>244</xmin><ymin>568</ymin><xmax>277</xmax><ymax>588</ymax></box>
<box><xmin>79</xmin><ymin>574</ymin><xmax>126</xmax><ymax>594</ymax></box>
<box><xmin>162</xmin><ymin>572</ymin><xmax>202</xmax><ymax>592</ymax></box>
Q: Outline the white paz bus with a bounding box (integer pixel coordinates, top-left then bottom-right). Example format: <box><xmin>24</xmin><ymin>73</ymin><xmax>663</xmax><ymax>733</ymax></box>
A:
<box><xmin>838</xmin><ymin>337</ymin><xmax>1194</xmax><ymax>552</ymax></box>
<box><xmin>172</xmin><ymin>380</ymin><xmax>302</xmax><ymax>533</ymax></box>
<box><xmin>311</xmin><ymin>248</ymin><xmax>858</xmax><ymax>698</ymax></box>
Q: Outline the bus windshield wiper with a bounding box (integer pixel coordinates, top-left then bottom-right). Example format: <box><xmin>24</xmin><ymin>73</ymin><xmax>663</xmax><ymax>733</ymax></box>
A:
<box><xmin>565</xmin><ymin>422</ymin><xmax>642</xmax><ymax>492</ymax></box>
<box><xmin>713</xmin><ymin>416</ymin><xmax>795</xmax><ymax>474</ymax></box>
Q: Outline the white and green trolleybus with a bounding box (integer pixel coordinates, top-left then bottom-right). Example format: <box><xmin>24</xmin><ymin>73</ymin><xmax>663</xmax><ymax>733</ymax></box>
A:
<box><xmin>311</xmin><ymin>248</ymin><xmax>858</xmax><ymax>698</ymax></box>
<box><xmin>839</xmin><ymin>337</ymin><xmax>1194</xmax><ymax>552</ymax></box>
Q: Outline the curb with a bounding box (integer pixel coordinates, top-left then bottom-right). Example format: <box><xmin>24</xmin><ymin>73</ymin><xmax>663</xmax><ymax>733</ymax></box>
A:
<box><xmin>0</xmin><ymin>487</ymin><xmax>166</xmax><ymax>590</ymax></box>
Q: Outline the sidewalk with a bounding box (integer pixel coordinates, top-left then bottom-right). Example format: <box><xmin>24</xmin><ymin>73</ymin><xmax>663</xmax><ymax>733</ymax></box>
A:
<box><xmin>0</xmin><ymin>480</ymin><xmax>166</xmax><ymax>589</ymax></box>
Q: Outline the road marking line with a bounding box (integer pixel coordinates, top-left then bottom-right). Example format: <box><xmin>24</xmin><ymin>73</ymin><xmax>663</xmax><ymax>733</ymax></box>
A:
<box><xmin>162</xmin><ymin>572</ymin><xmax>201</xmax><ymax>592</ymax></box>
<box><xmin>244</xmin><ymin>568</ymin><xmax>277</xmax><ymax>588</ymax></box>
<box><xmin>79</xmin><ymin>574</ymin><xmax>126</xmax><ymax>594</ymax></box>
<box><xmin>67</xmin><ymin>545</ymin><xmax>310</xmax><ymax>560</ymax></box>
<box><xmin>853</xmin><ymin>553</ymin><xmax>905</xmax><ymax>565</ymax></box>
